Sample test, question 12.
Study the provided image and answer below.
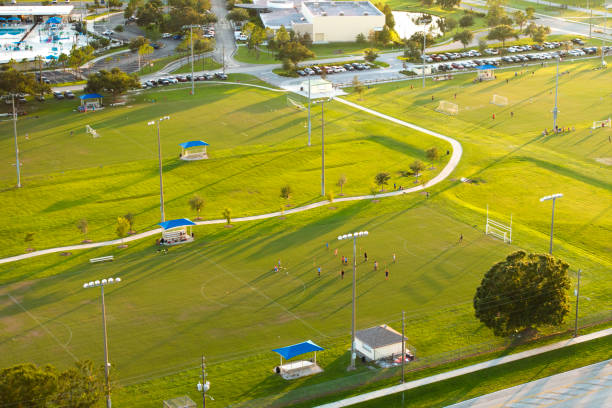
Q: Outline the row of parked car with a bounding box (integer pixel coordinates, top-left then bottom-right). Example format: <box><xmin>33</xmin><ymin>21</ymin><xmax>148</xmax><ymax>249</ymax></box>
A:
<box><xmin>297</xmin><ymin>62</ymin><xmax>373</xmax><ymax>76</ymax></box>
<box><xmin>142</xmin><ymin>72</ymin><xmax>228</xmax><ymax>87</ymax></box>
<box><xmin>52</xmin><ymin>90</ymin><xmax>75</xmax><ymax>100</ymax></box>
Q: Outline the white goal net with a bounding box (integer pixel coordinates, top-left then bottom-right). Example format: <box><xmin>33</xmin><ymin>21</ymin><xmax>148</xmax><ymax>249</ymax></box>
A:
<box><xmin>435</xmin><ymin>100</ymin><xmax>458</xmax><ymax>116</ymax></box>
<box><xmin>490</xmin><ymin>94</ymin><xmax>508</xmax><ymax>106</ymax></box>
<box><xmin>287</xmin><ymin>96</ymin><xmax>306</xmax><ymax>111</ymax></box>
<box><xmin>485</xmin><ymin>205</ymin><xmax>512</xmax><ymax>244</ymax></box>
<box><xmin>592</xmin><ymin>118</ymin><xmax>611</xmax><ymax>129</ymax></box>
<box><xmin>86</xmin><ymin>125</ymin><xmax>100</xmax><ymax>138</ymax></box>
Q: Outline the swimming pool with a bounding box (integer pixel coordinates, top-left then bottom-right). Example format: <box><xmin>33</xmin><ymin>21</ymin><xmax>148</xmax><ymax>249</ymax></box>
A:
<box><xmin>0</xmin><ymin>28</ymin><xmax>25</xmax><ymax>36</ymax></box>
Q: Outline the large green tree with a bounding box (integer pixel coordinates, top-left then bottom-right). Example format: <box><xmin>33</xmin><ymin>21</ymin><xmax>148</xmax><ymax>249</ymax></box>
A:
<box><xmin>487</xmin><ymin>25</ymin><xmax>518</xmax><ymax>49</ymax></box>
<box><xmin>454</xmin><ymin>29</ymin><xmax>474</xmax><ymax>49</ymax></box>
<box><xmin>85</xmin><ymin>68</ymin><xmax>141</xmax><ymax>101</ymax></box>
<box><xmin>474</xmin><ymin>251</ymin><xmax>571</xmax><ymax>337</ymax></box>
<box><xmin>436</xmin><ymin>0</ymin><xmax>461</xmax><ymax>9</ymax></box>
<box><xmin>276</xmin><ymin>41</ymin><xmax>314</xmax><ymax>65</ymax></box>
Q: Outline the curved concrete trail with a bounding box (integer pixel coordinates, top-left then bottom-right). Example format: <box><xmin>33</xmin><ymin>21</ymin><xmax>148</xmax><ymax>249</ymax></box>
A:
<box><xmin>0</xmin><ymin>94</ymin><xmax>462</xmax><ymax>266</ymax></box>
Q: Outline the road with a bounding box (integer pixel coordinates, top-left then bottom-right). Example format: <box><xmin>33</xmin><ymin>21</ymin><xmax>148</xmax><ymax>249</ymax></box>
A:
<box><xmin>210</xmin><ymin>0</ymin><xmax>238</xmax><ymax>69</ymax></box>
<box><xmin>446</xmin><ymin>359</ymin><xmax>612</xmax><ymax>408</ymax></box>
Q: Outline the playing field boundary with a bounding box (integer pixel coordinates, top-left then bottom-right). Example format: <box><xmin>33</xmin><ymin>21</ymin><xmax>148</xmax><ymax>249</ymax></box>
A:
<box><xmin>315</xmin><ymin>328</ymin><xmax>612</xmax><ymax>407</ymax></box>
<box><xmin>0</xmin><ymin>94</ymin><xmax>462</xmax><ymax>265</ymax></box>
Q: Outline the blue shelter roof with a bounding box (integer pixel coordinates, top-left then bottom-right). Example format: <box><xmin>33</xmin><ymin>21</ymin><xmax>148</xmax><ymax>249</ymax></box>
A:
<box><xmin>8</xmin><ymin>17</ymin><xmax>20</xmax><ymax>21</ymax></box>
<box><xmin>80</xmin><ymin>93</ymin><xmax>103</xmax><ymax>100</ymax></box>
<box><xmin>179</xmin><ymin>140</ymin><xmax>209</xmax><ymax>149</ymax></box>
<box><xmin>158</xmin><ymin>218</ymin><xmax>196</xmax><ymax>230</ymax></box>
<box><xmin>272</xmin><ymin>340</ymin><xmax>324</xmax><ymax>360</ymax></box>
<box><xmin>478</xmin><ymin>64</ymin><xmax>497</xmax><ymax>70</ymax></box>
<box><xmin>47</xmin><ymin>17</ymin><xmax>62</xmax><ymax>24</ymax></box>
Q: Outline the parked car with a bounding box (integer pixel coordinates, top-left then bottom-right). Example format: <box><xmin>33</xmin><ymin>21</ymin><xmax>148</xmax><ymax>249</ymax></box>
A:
<box><xmin>102</xmin><ymin>30</ymin><xmax>113</xmax><ymax>37</ymax></box>
<box><xmin>172</xmin><ymin>34</ymin><xmax>183</xmax><ymax>40</ymax></box>
<box><xmin>572</xmin><ymin>38</ymin><xmax>585</xmax><ymax>45</ymax></box>
<box><xmin>36</xmin><ymin>95</ymin><xmax>45</xmax><ymax>102</ymax></box>
<box><xmin>162</xmin><ymin>33</ymin><xmax>172</xmax><ymax>38</ymax></box>
<box><xmin>64</xmin><ymin>91</ymin><xmax>75</xmax><ymax>99</ymax></box>
<box><xmin>150</xmin><ymin>43</ymin><xmax>161</xmax><ymax>49</ymax></box>
<box><xmin>214</xmin><ymin>72</ymin><xmax>228</xmax><ymax>80</ymax></box>
<box><xmin>53</xmin><ymin>91</ymin><xmax>64</xmax><ymax>100</ymax></box>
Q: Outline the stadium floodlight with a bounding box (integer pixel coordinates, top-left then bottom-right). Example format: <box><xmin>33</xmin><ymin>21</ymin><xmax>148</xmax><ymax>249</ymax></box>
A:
<box><xmin>83</xmin><ymin>277</ymin><xmax>123</xmax><ymax>408</ymax></box>
<box><xmin>148</xmin><ymin>117</ymin><xmax>171</xmax><ymax>222</ymax></box>
<box><xmin>338</xmin><ymin>231</ymin><xmax>369</xmax><ymax>371</ymax></box>
<box><xmin>540</xmin><ymin>193</ymin><xmax>563</xmax><ymax>254</ymax></box>
<box><xmin>312</xmin><ymin>96</ymin><xmax>333</xmax><ymax>196</ymax></box>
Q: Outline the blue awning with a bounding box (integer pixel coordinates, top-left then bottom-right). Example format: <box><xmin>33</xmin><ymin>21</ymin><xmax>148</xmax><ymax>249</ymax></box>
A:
<box><xmin>478</xmin><ymin>64</ymin><xmax>497</xmax><ymax>70</ymax></box>
<box><xmin>46</xmin><ymin>55</ymin><xmax>57</xmax><ymax>60</ymax></box>
<box><xmin>80</xmin><ymin>93</ymin><xmax>103</xmax><ymax>100</ymax></box>
<box><xmin>158</xmin><ymin>218</ymin><xmax>196</xmax><ymax>230</ymax></box>
<box><xmin>8</xmin><ymin>17</ymin><xmax>20</xmax><ymax>21</ymax></box>
<box><xmin>179</xmin><ymin>140</ymin><xmax>209</xmax><ymax>149</ymax></box>
<box><xmin>0</xmin><ymin>17</ymin><xmax>6</xmax><ymax>21</ymax></box>
<box><xmin>272</xmin><ymin>340</ymin><xmax>324</xmax><ymax>360</ymax></box>
<box><xmin>47</xmin><ymin>17</ymin><xmax>62</xmax><ymax>24</ymax></box>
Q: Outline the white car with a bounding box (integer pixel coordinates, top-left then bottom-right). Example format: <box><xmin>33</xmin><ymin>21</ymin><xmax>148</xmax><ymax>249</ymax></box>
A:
<box><xmin>162</xmin><ymin>33</ymin><xmax>172</xmax><ymax>38</ymax></box>
<box><xmin>102</xmin><ymin>30</ymin><xmax>113</xmax><ymax>36</ymax></box>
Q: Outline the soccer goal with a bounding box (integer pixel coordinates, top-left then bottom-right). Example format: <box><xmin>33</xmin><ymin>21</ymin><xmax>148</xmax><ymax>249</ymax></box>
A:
<box><xmin>490</xmin><ymin>94</ymin><xmax>508</xmax><ymax>106</ymax></box>
<box><xmin>592</xmin><ymin>118</ymin><xmax>611</xmax><ymax>129</ymax></box>
<box><xmin>86</xmin><ymin>125</ymin><xmax>100</xmax><ymax>138</ymax></box>
<box><xmin>287</xmin><ymin>96</ymin><xmax>306</xmax><ymax>111</ymax></box>
<box><xmin>435</xmin><ymin>100</ymin><xmax>458</xmax><ymax>116</ymax></box>
<box><xmin>485</xmin><ymin>205</ymin><xmax>512</xmax><ymax>243</ymax></box>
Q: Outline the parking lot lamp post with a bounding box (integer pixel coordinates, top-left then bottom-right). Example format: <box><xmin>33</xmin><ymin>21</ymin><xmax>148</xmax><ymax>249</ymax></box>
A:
<box><xmin>83</xmin><ymin>277</ymin><xmax>122</xmax><ymax>408</ymax></box>
<box><xmin>148</xmin><ymin>116</ymin><xmax>170</xmax><ymax>222</ymax></box>
<box><xmin>12</xmin><ymin>95</ymin><xmax>21</xmax><ymax>188</ymax></box>
<box><xmin>312</xmin><ymin>97</ymin><xmax>332</xmax><ymax>196</ymax></box>
<box><xmin>603</xmin><ymin>6</ymin><xmax>608</xmax><ymax>67</ymax></box>
<box><xmin>422</xmin><ymin>30</ymin><xmax>426</xmax><ymax>88</ymax></box>
<box><xmin>338</xmin><ymin>231</ymin><xmax>369</xmax><ymax>371</ymax></box>
<box><xmin>540</xmin><ymin>193</ymin><xmax>563</xmax><ymax>254</ymax></box>
<box><xmin>307</xmin><ymin>75</ymin><xmax>311</xmax><ymax>146</ymax></box>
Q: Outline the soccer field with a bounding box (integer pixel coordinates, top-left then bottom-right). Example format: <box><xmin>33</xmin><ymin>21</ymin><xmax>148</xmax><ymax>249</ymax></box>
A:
<box><xmin>0</xmin><ymin>60</ymin><xmax>610</xmax><ymax>407</ymax></box>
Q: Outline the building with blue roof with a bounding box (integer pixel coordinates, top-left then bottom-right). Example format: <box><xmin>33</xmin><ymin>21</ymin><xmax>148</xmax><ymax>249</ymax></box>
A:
<box><xmin>272</xmin><ymin>340</ymin><xmax>324</xmax><ymax>380</ymax></box>
<box><xmin>179</xmin><ymin>140</ymin><xmax>209</xmax><ymax>161</ymax></box>
<box><xmin>158</xmin><ymin>218</ymin><xmax>196</xmax><ymax>246</ymax></box>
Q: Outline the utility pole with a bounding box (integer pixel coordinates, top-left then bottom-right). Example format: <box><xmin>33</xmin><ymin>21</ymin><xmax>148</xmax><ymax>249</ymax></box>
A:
<box><xmin>201</xmin><ymin>356</ymin><xmax>207</xmax><ymax>408</ymax></box>
<box><xmin>553</xmin><ymin>56</ymin><xmax>559</xmax><ymax>131</ymax></box>
<box><xmin>307</xmin><ymin>75</ymin><xmax>311</xmax><ymax>146</ymax></box>
<box><xmin>12</xmin><ymin>95</ymin><xmax>21</xmax><ymax>188</ymax></box>
<box><xmin>101</xmin><ymin>284</ymin><xmax>111</xmax><ymax>408</ymax></box>
<box><xmin>574</xmin><ymin>269</ymin><xmax>581</xmax><ymax>337</ymax></box>
<box><xmin>350</xmin><ymin>234</ymin><xmax>357</xmax><ymax>370</ymax></box>
<box><xmin>222</xmin><ymin>44</ymin><xmax>226</xmax><ymax>74</ymax></box>
<box><xmin>603</xmin><ymin>6</ymin><xmax>608</xmax><ymax>67</ymax></box>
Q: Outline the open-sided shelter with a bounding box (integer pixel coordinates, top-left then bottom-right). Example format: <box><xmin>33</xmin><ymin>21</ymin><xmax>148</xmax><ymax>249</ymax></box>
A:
<box><xmin>79</xmin><ymin>93</ymin><xmax>103</xmax><ymax>112</ymax></box>
<box><xmin>179</xmin><ymin>140</ymin><xmax>209</xmax><ymax>161</ymax></box>
<box><xmin>272</xmin><ymin>340</ymin><xmax>324</xmax><ymax>380</ymax></box>
<box><xmin>476</xmin><ymin>64</ymin><xmax>496</xmax><ymax>82</ymax></box>
<box><xmin>158</xmin><ymin>218</ymin><xmax>196</xmax><ymax>246</ymax></box>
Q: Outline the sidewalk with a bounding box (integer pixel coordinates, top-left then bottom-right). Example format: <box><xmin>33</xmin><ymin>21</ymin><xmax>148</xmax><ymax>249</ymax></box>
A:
<box><xmin>316</xmin><ymin>328</ymin><xmax>612</xmax><ymax>407</ymax></box>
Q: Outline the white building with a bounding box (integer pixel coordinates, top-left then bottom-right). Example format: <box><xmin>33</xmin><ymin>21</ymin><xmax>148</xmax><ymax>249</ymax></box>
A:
<box><xmin>243</xmin><ymin>1</ymin><xmax>385</xmax><ymax>43</ymax></box>
<box><xmin>355</xmin><ymin>324</ymin><xmax>406</xmax><ymax>361</ymax></box>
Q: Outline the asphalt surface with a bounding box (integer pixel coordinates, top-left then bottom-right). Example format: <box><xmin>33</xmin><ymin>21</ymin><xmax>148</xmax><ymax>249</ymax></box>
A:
<box><xmin>446</xmin><ymin>359</ymin><xmax>612</xmax><ymax>408</ymax></box>
<box><xmin>210</xmin><ymin>0</ymin><xmax>238</xmax><ymax>69</ymax></box>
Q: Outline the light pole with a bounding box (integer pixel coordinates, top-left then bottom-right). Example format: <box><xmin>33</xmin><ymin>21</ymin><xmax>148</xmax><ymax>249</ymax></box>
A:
<box><xmin>603</xmin><ymin>5</ymin><xmax>609</xmax><ymax>67</ymax></box>
<box><xmin>183</xmin><ymin>24</ymin><xmax>199</xmax><ymax>95</ymax></box>
<box><xmin>338</xmin><ymin>231</ymin><xmax>369</xmax><ymax>371</ymax></box>
<box><xmin>148</xmin><ymin>116</ymin><xmax>170</xmax><ymax>222</ymax></box>
<box><xmin>539</xmin><ymin>193</ymin><xmax>563</xmax><ymax>254</ymax></box>
<box><xmin>307</xmin><ymin>75</ymin><xmax>311</xmax><ymax>146</ymax></box>
<box><xmin>11</xmin><ymin>94</ymin><xmax>21</xmax><ymax>188</ymax></box>
<box><xmin>574</xmin><ymin>269</ymin><xmax>581</xmax><ymax>337</ymax></box>
<box><xmin>422</xmin><ymin>31</ymin><xmax>426</xmax><ymax>88</ymax></box>
<box><xmin>553</xmin><ymin>55</ymin><xmax>559</xmax><ymax>131</ymax></box>
<box><xmin>312</xmin><ymin>97</ymin><xmax>332</xmax><ymax>196</ymax></box>
<box><xmin>83</xmin><ymin>277</ymin><xmax>122</xmax><ymax>408</ymax></box>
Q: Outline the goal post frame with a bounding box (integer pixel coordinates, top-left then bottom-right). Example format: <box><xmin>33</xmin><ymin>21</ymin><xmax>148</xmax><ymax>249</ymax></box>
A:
<box><xmin>435</xmin><ymin>100</ymin><xmax>458</xmax><ymax>116</ymax></box>
<box><xmin>490</xmin><ymin>94</ymin><xmax>508</xmax><ymax>106</ymax></box>
<box><xmin>486</xmin><ymin>204</ymin><xmax>512</xmax><ymax>244</ymax></box>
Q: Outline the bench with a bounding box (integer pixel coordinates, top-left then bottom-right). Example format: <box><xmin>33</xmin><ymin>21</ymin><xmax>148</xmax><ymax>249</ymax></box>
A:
<box><xmin>89</xmin><ymin>255</ymin><xmax>114</xmax><ymax>263</ymax></box>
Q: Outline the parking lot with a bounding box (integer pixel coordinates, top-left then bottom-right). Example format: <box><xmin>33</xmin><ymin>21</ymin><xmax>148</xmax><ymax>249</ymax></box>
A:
<box><xmin>35</xmin><ymin>70</ymin><xmax>79</xmax><ymax>85</ymax></box>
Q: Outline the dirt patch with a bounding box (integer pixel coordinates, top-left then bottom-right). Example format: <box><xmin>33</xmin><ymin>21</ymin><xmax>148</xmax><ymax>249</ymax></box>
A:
<box><xmin>224</xmin><ymin>224</ymin><xmax>234</xmax><ymax>228</ymax></box>
<box><xmin>595</xmin><ymin>157</ymin><xmax>612</xmax><ymax>165</ymax></box>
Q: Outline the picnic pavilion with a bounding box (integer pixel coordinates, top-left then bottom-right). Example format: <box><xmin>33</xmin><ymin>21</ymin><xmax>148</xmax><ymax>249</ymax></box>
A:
<box><xmin>158</xmin><ymin>218</ymin><xmax>195</xmax><ymax>246</ymax></box>
<box><xmin>179</xmin><ymin>140</ymin><xmax>209</xmax><ymax>161</ymax></box>
<box><xmin>272</xmin><ymin>340</ymin><xmax>324</xmax><ymax>380</ymax></box>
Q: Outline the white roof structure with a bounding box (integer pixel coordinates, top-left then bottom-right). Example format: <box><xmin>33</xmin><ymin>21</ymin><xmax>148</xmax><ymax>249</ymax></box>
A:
<box><xmin>302</xmin><ymin>1</ymin><xmax>382</xmax><ymax>17</ymax></box>
<box><xmin>0</xmin><ymin>6</ymin><xmax>74</xmax><ymax>16</ymax></box>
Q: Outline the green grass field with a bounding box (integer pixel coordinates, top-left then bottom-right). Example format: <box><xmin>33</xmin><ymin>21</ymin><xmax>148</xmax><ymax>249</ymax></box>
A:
<box><xmin>0</xmin><ymin>58</ymin><xmax>610</xmax><ymax>407</ymax></box>
<box><xmin>0</xmin><ymin>82</ymin><xmax>448</xmax><ymax>260</ymax></box>
<box><xmin>171</xmin><ymin>57</ymin><xmax>222</xmax><ymax>74</ymax></box>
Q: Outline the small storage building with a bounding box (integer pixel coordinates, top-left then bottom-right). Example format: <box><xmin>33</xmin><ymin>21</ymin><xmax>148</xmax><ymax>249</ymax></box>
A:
<box><xmin>355</xmin><ymin>324</ymin><xmax>406</xmax><ymax>361</ymax></box>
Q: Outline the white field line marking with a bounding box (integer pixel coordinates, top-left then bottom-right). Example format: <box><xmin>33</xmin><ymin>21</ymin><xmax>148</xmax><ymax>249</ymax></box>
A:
<box><xmin>7</xmin><ymin>294</ymin><xmax>78</xmax><ymax>362</ymax></box>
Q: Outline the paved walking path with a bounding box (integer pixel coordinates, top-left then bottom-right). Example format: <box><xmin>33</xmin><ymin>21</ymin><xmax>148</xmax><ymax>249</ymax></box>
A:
<box><xmin>447</xmin><ymin>358</ymin><xmax>612</xmax><ymax>407</ymax></box>
<box><xmin>315</xmin><ymin>328</ymin><xmax>612</xmax><ymax>407</ymax></box>
<box><xmin>0</xmin><ymin>94</ymin><xmax>462</xmax><ymax>265</ymax></box>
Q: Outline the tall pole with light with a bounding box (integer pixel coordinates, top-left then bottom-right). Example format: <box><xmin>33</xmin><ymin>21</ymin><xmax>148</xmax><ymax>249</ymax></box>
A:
<box><xmin>422</xmin><ymin>30</ymin><xmax>426</xmax><ymax>88</ymax></box>
<box><xmin>338</xmin><ymin>231</ymin><xmax>369</xmax><ymax>371</ymax></box>
<box><xmin>12</xmin><ymin>94</ymin><xmax>21</xmax><ymax>188</ymax></box>
<box><xmin>603</xmin><ymin>5</ymin><xmax>608</xmax><ymax>67</ymax></box>
<box><xmin>312</xmin><ymin>96</ymin><xmax>332</xmax><ymax>196</ymax></box>
<box><xmin>307</xmin><ymin>75</ymin><xmax>311</xmax><ymax>146</ymax></box>
<box><xmin>148</xmin><ymin>116</ymin><xmax>170</xmax><ymax>222</ymax></box>
<box><xmin>83</xmin><ymin>277</ymin><xmax>122</xmax><ymax>408</ymax></box>
<box><xmin>553</xmin><ymin>55</ymin><xmax>559</xmax><ymax>131</ymax></box>
<box><xmin>539</xmin><ymin>193</ymin><xmax>563</xmax><ymax>254</ymax></box>
<box><xmin>182</xmin><ymin>24</ymin><xmax>200</xmax><ymax>95</ymax></box>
